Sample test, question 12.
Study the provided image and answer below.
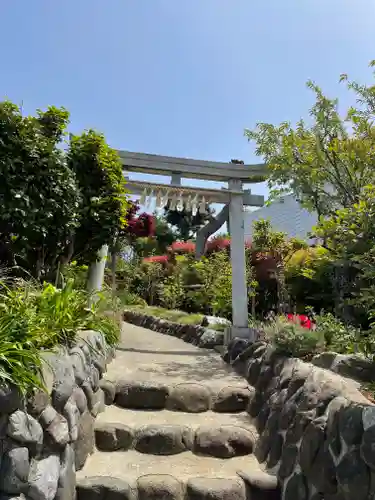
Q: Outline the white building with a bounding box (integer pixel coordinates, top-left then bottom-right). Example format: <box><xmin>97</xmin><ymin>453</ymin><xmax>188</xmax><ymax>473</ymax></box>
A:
<box><xmin>244</xmin><ymin>194</ymin><xmax>318</xmax><ymax>243</ymax></box>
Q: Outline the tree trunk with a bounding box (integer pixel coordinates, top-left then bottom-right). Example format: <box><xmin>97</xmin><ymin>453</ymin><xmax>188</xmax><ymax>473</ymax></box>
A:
<box><xmin>35</xmin><ymin>249</ymin><xmax>43</xmax><ymax>281</ymax></box>
<box><xmin>57</xmin><ymin>238</ymin><xmax>75</xmax><ymax>288</ymax></box>
<box><xmin>251</xmin><ymin>295</ymin><xmax>256</xmax><ymax>317</ymax></box>
<box><xmin>111</xmin><ymin>251</ymin><xmax>117</xmax><ymax>294</ymax></box>
<box><xmin>276</xmin><ymin>262</ymin><xmax>289</xmax><ymax>314</ymax></box>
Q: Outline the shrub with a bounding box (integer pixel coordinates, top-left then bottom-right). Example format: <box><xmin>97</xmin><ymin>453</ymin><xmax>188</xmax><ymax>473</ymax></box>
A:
<box><xmin>160</xmin><ymin>270</ymin><xmax>185</xmax><ymax>310</ymax></box>
<box><xmin>116</xmin><ymin>290</ymin><xmax>147</xmax><ymax>307</ymax></box>
<box><xmin>61</xmin><ymin>262</ymin><xmax>89</xmax><ymax>289</ymax></box>
<box><xmin>0</xmin><ymin>277</ymin><xmax>121</xmax><ymax>393</ymax></box>
<box><xmin>264</xmin><ymin>316</ymin><xmax>324</xmax><ymax>358</ymax></box>
<box><xmin>314</xmin><ymin>312</ymin><xmax>363</xmax><ymax>355</ymax></box>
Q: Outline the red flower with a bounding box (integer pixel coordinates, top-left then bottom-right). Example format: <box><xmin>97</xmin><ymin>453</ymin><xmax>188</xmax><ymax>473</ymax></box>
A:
<box><xmin>143</xmin><ymin>255</ymin><xmax>169</xmax><ymax>263</ymax></box>
<box><xmin>287</xmin><ymin>314</ymin><xmax>314</xmax><ymax>330</ymax></box>
<box><xmin>168</xmin><ymin>242</ymin><xmax>196</xmax><ymax>254</ymax></box>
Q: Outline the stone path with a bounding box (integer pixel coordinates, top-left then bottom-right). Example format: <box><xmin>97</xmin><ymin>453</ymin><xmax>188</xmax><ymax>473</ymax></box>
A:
<box><xmin>76</xmin><ymin>322</ymin><xmax>276</xmax><ymax>500</ymax></box>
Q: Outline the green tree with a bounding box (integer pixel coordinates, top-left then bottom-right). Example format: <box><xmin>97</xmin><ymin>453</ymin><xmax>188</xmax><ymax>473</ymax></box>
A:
<box><xmin>159</xmin><ymin>256</ymin><xmax>185</xmax><ymax>310</ymax></box>
<box><xmin>67</xmin><ymin>130</ymin><xmax>129</xmax><ymax>264</ymax></box>
<box><xmin>131</xmin><ymin>214</ymin><xmax>177</xmax><ymax>258</ymax></box>
<box><xmin>154</xmin><ymin>214</ymin><xmax>177</xmax><ymax>252</ymax></box>
<box><xmin>245</xmin><ymin>61</ymin><xmax>375</xmax><ymax>218</ymax></box>
<box><xmin>285</xmin><ymin>246</ymin><xmax>334</xmax><ymax>313</ymax></box>
<box><xmin>315</xmin><ymin>186</ymin><xmax>375</xmax><ymax>325</ymax></box>
<box><xmin>164</xmin><ymin>203</ymin><xmax>215</xmax><ymax>241</ymax></box>
<box><xmin>251</xmin><ymin>219</ymin><xmax>306</xmax><ymax>312</ymax></box>
<box><xmin>246</xmin><ymin>60</ymin><xmax>375</xmax><ymax>323</ymax></box>
<box><xmin>0</xmin><ymin>101</ymin><xmax>81</xmax><ymax>278</ymax></box>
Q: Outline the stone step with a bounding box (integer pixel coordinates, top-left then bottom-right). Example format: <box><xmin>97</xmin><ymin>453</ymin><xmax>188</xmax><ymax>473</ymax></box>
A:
<box><xmin>94</xmin><ymin>406</ymin><xmax>258</xmax><ymax>458</ymax></box>
<box><xmin>104</xmin><ymin>379</ymin><xmax>253</xmax><ymax>413</ymax></box>
<box><xmin>76</xmin><ymin>450</ymin><xmax>279</xmax><ymax>500</ymax></box>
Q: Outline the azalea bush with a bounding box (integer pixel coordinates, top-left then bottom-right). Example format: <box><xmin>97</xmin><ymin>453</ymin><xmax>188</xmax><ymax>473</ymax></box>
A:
<box><xmin>264</xmin><ymin>316</ymin><xmax>325</xmax><ymax>358</ymax></box>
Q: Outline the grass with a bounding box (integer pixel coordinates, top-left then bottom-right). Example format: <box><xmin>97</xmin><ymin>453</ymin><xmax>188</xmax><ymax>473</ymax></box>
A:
<box><xmin>126</xmin><ymin>304</ymin><xmax>204</xmax><ymax>325</ymax></box>
<box><xmin>0</xmin><ymin>277</ymin><xmax>121</xmax><ymax>393</ymax></box>
<box><xmin>124</xmin><ymin>304</ymin><xmax>229</xmax><ymax>331</ymax></box>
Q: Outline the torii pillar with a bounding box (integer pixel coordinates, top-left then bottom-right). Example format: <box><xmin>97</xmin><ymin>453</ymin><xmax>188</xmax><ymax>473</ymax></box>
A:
<box><xmin>227</xmin><ymin>179</ymin><xmax>251</xmax><ymax>341</ymax></box>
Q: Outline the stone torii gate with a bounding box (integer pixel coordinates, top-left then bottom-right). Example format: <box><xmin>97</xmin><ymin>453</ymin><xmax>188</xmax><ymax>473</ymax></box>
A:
<box><xmin>120</xmin><ymin>151</ymin><xmax>266</xmax><ymax>342</ymax></box>
<box><xmin>89</xmin><ymin>151</ymin><xmax>266</xmax><ymax>342</ymax></box>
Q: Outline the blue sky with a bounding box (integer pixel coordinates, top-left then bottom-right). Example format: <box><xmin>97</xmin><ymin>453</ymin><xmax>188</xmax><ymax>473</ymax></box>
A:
<box><xmin>1</xmin><ymin>0</ymin><xmax>374</xmax><ymax>206</ymax></box>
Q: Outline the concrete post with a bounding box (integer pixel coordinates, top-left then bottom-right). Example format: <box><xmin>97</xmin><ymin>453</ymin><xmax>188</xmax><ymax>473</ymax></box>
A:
<box><xmin>87</xmin><ymin>245</ymin><xmax>109</xmax><ymax>295</ymax></box>
<box><xmin>225</xmin><ymin>180</ymin><xmax>254</xmax><ymax>343</ymax></box>
<box><xmin>171</xmin><ymin>173</ymin><xmax>182</xmax><ymax>186</ymax></box>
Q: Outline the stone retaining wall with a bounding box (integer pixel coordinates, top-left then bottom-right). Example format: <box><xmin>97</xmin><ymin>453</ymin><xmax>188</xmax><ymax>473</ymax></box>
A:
<box><xmin>123</xmin><ymin>310</ymin><xmax>224</xmax><ymax>348</ymax></box>
<box><xmin>0</xmin><ymin>330</ymin><xmax>115</xmax><ymax>500</ymax></box>
<box><xmin>311</xmin><ymin>351</ymin><xmax>375</xmax><ymax>383</ymax></box>
<box><xmin>225</xmin><ymin>339</ymin><xmax>375</xmax><ymax>500</ymax></box>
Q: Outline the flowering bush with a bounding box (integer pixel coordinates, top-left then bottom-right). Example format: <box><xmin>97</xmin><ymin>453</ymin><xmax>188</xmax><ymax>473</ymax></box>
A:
<box><xmin>287</xmin><ymin>313</ymin><xmax>314</xmax><ymax>330</ymax></box>
<box><xmin>126</xmin><ymin>201</ymin><xmax>156</xmax><ymax>239</ymax></box>
<box><xmin>264</xmin><ymin>316</ymin><xmax>324</xmax><ymax>358</ymax></box>
<box><xmin>143</xmin><ymin>255</ymin><xmax>169</xmax><ymax>264</ymax></box>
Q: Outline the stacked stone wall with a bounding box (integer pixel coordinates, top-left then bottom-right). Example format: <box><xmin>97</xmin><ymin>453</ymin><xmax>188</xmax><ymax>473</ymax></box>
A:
<box><xmin>225</xmin><ymin>339</ymin><xmax>375</xmax><ymax>500</ymax></box>
<box><xmin>0</xmin><ymin>330</ymin><xmax>115</xmax><ymax>500</ymax></box>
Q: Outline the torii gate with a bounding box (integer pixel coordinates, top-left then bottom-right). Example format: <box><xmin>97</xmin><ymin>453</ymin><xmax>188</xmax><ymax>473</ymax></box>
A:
<box><xmin>89</xmin><ymin>151</ymin><xmax>266</xmax><ymax>343</ymax></box>
<box><xmin>123</xmin><ymin>150</ymin><xmax>268</xmax><ymax>342</ymax></box>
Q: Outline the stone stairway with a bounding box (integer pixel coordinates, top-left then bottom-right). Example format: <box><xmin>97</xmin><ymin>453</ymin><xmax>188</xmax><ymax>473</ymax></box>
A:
<box><xmin>76</xmin><ymin>323</ymin><xmax>278</xmax><ymax>500</ymax></box>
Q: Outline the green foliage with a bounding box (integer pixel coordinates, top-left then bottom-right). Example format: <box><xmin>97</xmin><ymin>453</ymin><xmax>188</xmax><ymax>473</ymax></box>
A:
<box><xmin>154</xmin><ymin>215</ymin><xmax>178</xmax><ymax>253</ymax></box>
<box><xmin>209</xmin><ymin>252</ymin><xmax>233</xmax><ymax>317</ymax></box>
<box><xmin>131</xmin><ymin>237</ymin><xmax>159</xmax><ymax>258</ymax></box>
<box><xmin>315</xmin><ymin>186</ymin><xmax>375</xmax><ymax>260</ymax></box>
<box><xmin>130</xmin><ymin>261</ymin><xmax>165</xmax><ymax>306</ymax></box>
<box><xmin>246</xmin><ymin>59</ymin><xmax>375</xmax><ymax>328</ymax></box>
<box><xmin>159</xmin><ymin>257</ymin><xmax>185</xmax><ymax>310</ymax></box>
<box><xmin>164</xmin><ymin>203</ymin><xmax>215</xmax><ymax>241</ymax></box>
<box><xmin>252</xmin><ymin>219</ymin><xmax>306</xmax><ymax>312</ymax></box>
<box><xmin>285</xmin><ymin>246</ymin><xmax>334</xmax><ymax>311</ymax></box>
<box><xmin>314</xmin><ymin>312</ymin><xmax>360</xmax><ymax>355</ymax></box>
<box><xmin>61</xmin><ymin>262</ymin><xmax>89</xmax><ymax>289</ymax></box>
<box><xmin>129</xmin><ymin>214</ymin><xmax>176</xmax><ymax>258</ymax></box>
<box><xmin>116</xmin><ymin>289</ymin><xmax>147</xmax><ymax>308</ymax></box>
<box><xmin>176</xmin><ymin>251</ymin><xmax>234</xmax><ymax>317</ymax></box>
<box><xmin>67</xmin><ymin>130</ymin><xmax>129</xmax><ymax>263</ymax></box>
<box><xmin>314</xmin><ymin>186</ymin><xmax>375</xmax><ymax>325</ymax></box>
<box><xmin>0</xmin><ymin>277</ymin><xmax>121</xmax><ymax>393</ymax></box>
<box><xmin>252</xmin><ymin>220</ymin><xmax>306</xmax><ymax>260</ymax></box>
<box><xmin>31</xmin><ymin>281</ymin><xmax>90</xmax><ymax>347</ymax></box>
<box><xmin>127</xmin><ymin>304</ymin><xmax>204</xmax><ymax>325</ymax></box>
<box><xmin>0</xmin><ymin>101</ymin><xmax>81</xmax><ymax>278</ymax></box>
<box><xmin>245</xmin><ymin>65</ymin><xmax>375</xmax><ymax>217</ymax></box>
<box><xmin>264</xmin><ymin>316</ymin><xmax>324</xmax><ymax>358</ymax></box>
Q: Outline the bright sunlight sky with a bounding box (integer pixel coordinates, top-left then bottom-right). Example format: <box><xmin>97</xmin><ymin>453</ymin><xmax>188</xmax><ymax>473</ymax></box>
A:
<box><xmin>1</xmin><ymin>0</ymin><xmax>374</xmax><ymax>205</ymax></box>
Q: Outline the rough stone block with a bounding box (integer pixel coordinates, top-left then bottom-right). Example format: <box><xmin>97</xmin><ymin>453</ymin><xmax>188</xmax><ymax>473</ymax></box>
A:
<box><xmin>186</xmin><ymin>478</ymin><xmax>246</xmax><ymax>500</ymax></box>
<box><xmin>213</xmin><ymin>387</ymin><xmax>252</xmax><ymax>413</ymax></box>
<box><xmin>135</xmin><ymin>425</ymin><xmax>188</xmax><ymax>455</ymax></box>
<box><xmin>28</xmin><ymin>454</ymin><xmax>60</xmax><ymax>500</ymax></box>
<box><xmin>194</xmin><ymin>425</ymin><xmax>255</xmax><ymax>458</ymax></box>
<box><xmin>95</xmin><ymin>423</ymin><xmax>133</xmax><ymax>452</ymax></box>
<box><xmin>76</xmin><ymin>476</ymin><xmax>134</xmax><ymax>500</ymax></box>
<box><xmin>7</xmin><ymin>411</ymin><xmax>43</xmax><ymax>447</ymax></box>
<box><xmin>166</xmin><ymin>383</ymin><xmax>210</xmax><ymax>413</ymax></box>
<box><xmin>74</xmin><ymin>411</ymin><xmax>95</xmax><ymax>471</ymax></box>
<box><xmin>0</xmin><ymin>446</ymin><xmax>30</xmax><ymax>494</ymax></box>
<box><xmin>98</xmin><ymin>379</ymin><xmax>116</xmax><ymax>406</ymax></box>
<box><xmin>115</xmin><ymin>381</ymin><xmax>169</xmax><ymax>410</ymax></box>
<box><xmin>0</xmin><ymin>386</ymin><xmax>23</xmax><ymax>415</ymax></box>
<box><xmin>137</xmin><ymin>474</ymin><xmax>183</xmax><ymax>500</ymax></box>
